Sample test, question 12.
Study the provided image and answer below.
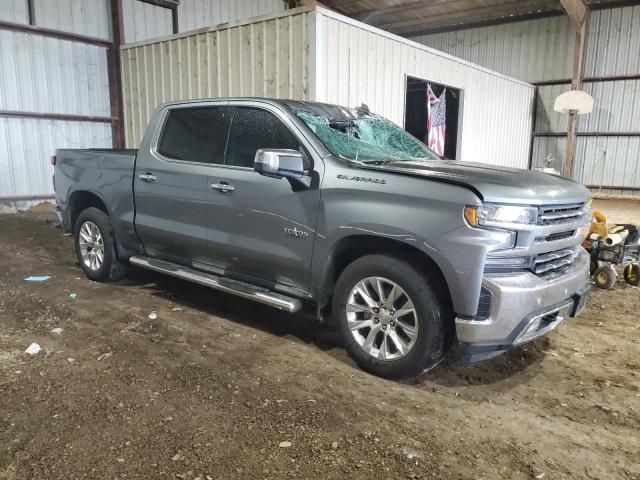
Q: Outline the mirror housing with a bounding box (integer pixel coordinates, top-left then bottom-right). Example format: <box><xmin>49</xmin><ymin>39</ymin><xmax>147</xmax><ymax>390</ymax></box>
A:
<box><xmin>254</xmin><ymin>149</ymin><xmax>311</xmax><ymax>187</ymax></box>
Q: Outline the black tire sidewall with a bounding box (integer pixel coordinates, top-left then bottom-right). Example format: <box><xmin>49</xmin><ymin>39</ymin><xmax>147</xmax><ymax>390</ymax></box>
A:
<box><xmin>332</xmin><ymin>254</ymin><xmax>447</xmax><ymax>379</ymax></box>
<box><xmin>624</xmin><ymin>264</ymin><xmax>640</xmax><ymax>286</ymax></box>
<box><xmin>594</xmin><ymin>265</ymin><xmax>616</xmax><ymax>289</ymax></box>
<box><xmin>73</xmin><ymin>208</ymin><xmax>118</xmax><ymax>282</ymax></box>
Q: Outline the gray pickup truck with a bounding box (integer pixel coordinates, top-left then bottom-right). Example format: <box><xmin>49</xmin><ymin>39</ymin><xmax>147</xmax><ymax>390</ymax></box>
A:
<box><xmin>54</xmin><ymin>98</ymin><xmax>591</xmax><ymax>378</ymax></box>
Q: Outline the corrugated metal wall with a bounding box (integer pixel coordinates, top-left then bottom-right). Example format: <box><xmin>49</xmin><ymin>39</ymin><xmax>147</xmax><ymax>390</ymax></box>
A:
<box><xmin>0</xmin><ymin>31</ymin><xmax>111</xmax><ymax>117</ymax></box>
<box><xmin>0</xmin><ymin>0</ymin><xmax>29</xmax><ymax>24</ymax></box>
<box><xmin>0</xmin><ymin>0</ymin><xmax>113</xmax><ymax>210</ymax></box>
<box><xmin>178</xmin><ymin>0</ymin><xmax>287</xmax><ymax>32</ymax></box>
<box><xmin>315</xmin><ymin>9</ymin><xmax>535</xmax><ymax>168</ymax></box>
<box><xmin>0</xmin><ymin>119</ymin><xmax>112</xmax><ymax>210</ymax></box>
<box><xmin>411</xmin><ymin>16</ymin><xmax>574</xmax><ymax>83</ymax></box>
<box><xmin>119</xmin><ymin>0</ymin><xmax>289</xmax><ymax>45</ymax></box>
<box><xmin>575</xmin><ymin>5</ymin><xmax>640</xmax><ymax>192</ymax></box>
<box><xmin>410</xmin><ymin>6</ymin><xmax>640</xmax><ymax>194</ymax></box>
<box><xmin>34</xmin><ymin>0</ymin><xmax>112</xmax><ymax>41</ymax></box>
<box><xmin>122</xmin><ymin>0</ymin><xmax>173</xmax><ymax>44</ymax></box>
<box><xmin>121</xmin><ymin>8</ymin><xmax>312</xmax><ymax>147</ymax></box>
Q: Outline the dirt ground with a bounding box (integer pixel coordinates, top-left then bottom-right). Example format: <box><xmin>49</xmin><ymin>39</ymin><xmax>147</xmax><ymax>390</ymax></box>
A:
<box><xmin>0</xmin><ymin>199</ymin><xmax>639</xmax><ymax>480</ymax></box>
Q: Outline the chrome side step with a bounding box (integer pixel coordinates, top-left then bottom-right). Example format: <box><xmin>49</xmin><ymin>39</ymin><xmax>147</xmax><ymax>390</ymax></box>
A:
<box><xmin>129</xmin><ymin>256</ymin><xmax>302</xmax><ymax>313</ymax></box>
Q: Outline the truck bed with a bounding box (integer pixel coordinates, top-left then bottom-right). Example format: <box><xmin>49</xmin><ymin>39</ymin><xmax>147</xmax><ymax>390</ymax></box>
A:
<box><xmin>54</xmin><ymin>148</ymin><xmax>140</xmax><ymax>253</ymax></box>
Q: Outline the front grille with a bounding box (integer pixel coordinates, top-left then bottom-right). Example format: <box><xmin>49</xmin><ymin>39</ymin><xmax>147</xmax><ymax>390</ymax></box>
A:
<box><xmin>538</xmin><ymin>203</ymin><xmax>586</xmax><ymax>225</ymax></box>
<box><xmin>533</xmin><ymin>248</ymin><xmax>577</xmax><ymax>275</ymax></box>
<box><xmin>538</xmin><ymin>230</ymin><xmax>576</xmax><ymax>243</ymax></box>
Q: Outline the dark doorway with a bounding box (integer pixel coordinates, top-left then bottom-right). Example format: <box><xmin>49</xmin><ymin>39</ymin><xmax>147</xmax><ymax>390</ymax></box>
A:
<box><xmin>404</xmin><ymin>76</ymin><xmax>462</xmax><ymax>159</ymax></box>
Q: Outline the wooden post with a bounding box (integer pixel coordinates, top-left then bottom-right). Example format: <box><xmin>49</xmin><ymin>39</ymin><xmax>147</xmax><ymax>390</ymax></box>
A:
<box><xmin>560</xmin><ymin>0</ymin><xmax>589</xmax><ymax>178</ymax></box>
<box><xmin>108</xmin><ymin>0</ymin><xmax>125</xmax><ymax>149</ymax></box>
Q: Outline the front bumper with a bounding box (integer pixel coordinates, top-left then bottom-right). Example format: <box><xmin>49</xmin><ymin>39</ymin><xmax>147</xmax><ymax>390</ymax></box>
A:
<box><xmin>456</xmin><ymin>248</ymin><xmax>591</xmax><ymax>363</ymax></box>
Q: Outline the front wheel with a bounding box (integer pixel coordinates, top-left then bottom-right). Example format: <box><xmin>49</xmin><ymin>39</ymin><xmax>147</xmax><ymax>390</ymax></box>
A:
<box><xmin>332</xmin><ymin>254</ymin><xmax>450</xmax><ymax>379</ymax></box>
<box><xmin>74</xmin><ymin>207</ymin><xmax>126</xmax><ymax>282</ymax></box>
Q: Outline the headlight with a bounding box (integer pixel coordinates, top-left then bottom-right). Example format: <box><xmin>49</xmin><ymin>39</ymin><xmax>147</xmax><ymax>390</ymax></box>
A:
<box><xmin>464</xmin><ymin>204</ymin><xmax>538</xmax><ymax>227</ymax></box>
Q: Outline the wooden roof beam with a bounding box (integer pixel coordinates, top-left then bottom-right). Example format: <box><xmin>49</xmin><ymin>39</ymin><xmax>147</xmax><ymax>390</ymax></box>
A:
<box><xmin>560</xmin><ymin>0</ymin><xmax>588</xmax><ymax>28</ymax></box>
<box><xmin>380</xmin><ymin>0</ymin><xmax>558</xmax><ymax>33</ymax></box>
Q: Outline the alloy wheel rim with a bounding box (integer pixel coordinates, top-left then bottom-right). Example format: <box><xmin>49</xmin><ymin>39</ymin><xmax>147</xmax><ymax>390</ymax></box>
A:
<box><xmin>346</xmin><ymin>276</ymin><xmax>419</xmax><ymax>361</ymax></box>
<box><xmin>79</xmin><ymin>221</ymin><xmax>105</xmax><ymax>271</ymax></box>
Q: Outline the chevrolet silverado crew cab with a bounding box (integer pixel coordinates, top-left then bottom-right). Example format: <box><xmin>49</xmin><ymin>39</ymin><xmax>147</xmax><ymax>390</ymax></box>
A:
<box><xmin>54</xmin><ymin>98</ymin><xmax>591</xmax><ymax>378</ymax></box>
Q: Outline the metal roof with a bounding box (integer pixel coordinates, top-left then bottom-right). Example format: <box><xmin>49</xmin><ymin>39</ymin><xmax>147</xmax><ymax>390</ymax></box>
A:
<box><xmin>319</xmin><ymin>0</ymin><xmax>638</xmax><ymax>36</ymax></box>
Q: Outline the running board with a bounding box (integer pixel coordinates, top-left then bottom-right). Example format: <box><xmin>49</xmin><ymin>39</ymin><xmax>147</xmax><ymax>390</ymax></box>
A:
<box><xmin>129</xmin><ymin>256</ymin><xmax>302</xmax><ymax>313</ymax></box>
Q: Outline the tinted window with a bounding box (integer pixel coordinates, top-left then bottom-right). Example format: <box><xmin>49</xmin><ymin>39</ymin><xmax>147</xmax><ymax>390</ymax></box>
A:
<box><xmin>157</xmin><ymin>107</ymin><xmax>232</xmax><ymax>164</ymax></box>
<box><xmin>225</xmin><ymin>107</ymin><xmax>301</xmax><ymax>168</ymax></box>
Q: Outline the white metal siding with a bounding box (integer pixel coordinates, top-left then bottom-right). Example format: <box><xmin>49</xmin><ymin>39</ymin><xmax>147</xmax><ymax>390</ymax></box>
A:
<box><xmin>574</xmin><ymin>136</ymin><xmax>640</xmax><ymax>188</ymax></box>
<box><xmin>585</xmin><ymin>5</ymin><xmax>640</xmax><ymax>77</ymax></box>
<box><xmin>0</xmin><ymin>31</ymin><xmax>111</xmax><ymax>117</ymax></box>
<box><xmin>33</xmin><ymin>0</ymin><xmax>112</xmax><ymax>40</ymax></box>
<box><xmin>122</xmin><ymin>0</ymin><xmax>173</xmax><ymax>44</ymax></box>
<box><xmin>121</xmin><ymin>9</ymin><xmax>312</xmax><ymax>147</ymax></box>
<box><xmin>315</xmin><ymin>9</ymin><xmax>535</xmax><ymax>168</ymax></box>
<box><xmin>0</xmin><ymin>118</ymin><xmax>111</xmax><ymax>203</ymax></box>
<box><xmin>581</xmin><ymin>79</ymin><xmax>640</xmax><ymax>133</ymax></box>
<box><xmin>1</xmin><ymin>0</ymin><xmax>113</xmax><ymax>208</ymax></box>
<box><xmin>410</xmin><ymin>16</ymin><xmax>574</xmax><ymax>83</ymax></box>
<box><xmin>178</xmin><ymin>0</ymin><xmax>287</xmax><ymax>32</ymax></box>
<box><xmin>0</xmin><ymin>0</ymin><xmax>29</xmax><ymax>24</ymax></box>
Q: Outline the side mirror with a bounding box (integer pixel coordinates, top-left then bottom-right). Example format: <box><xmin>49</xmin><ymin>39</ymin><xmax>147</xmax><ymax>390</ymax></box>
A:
<box><xmin>254</xmin><ymin>149</ymin><xmax>311</xmax><ymax>187</ymax></box>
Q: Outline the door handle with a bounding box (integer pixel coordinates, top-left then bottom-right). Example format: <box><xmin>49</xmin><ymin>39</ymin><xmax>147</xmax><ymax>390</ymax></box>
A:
<box><xmin>138</xmin><ymin>173</ymin><xmax>157</xmax><ymax>182</ymax></box>
<box><xmin>211</xmin><ymin>182</ymin><xmax>235</xmax><ymax>193</ymax></box>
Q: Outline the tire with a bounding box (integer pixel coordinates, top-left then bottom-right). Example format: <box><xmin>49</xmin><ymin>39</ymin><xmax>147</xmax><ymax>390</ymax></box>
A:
<box><xmin>332</xmin><ymin>254</ymin><xmax>450</xmax><ymax>379</ymax></box>
<box><xmin>593</xmin><ymin>264</ymin><xmax>616</xmax><ymax>289</ymax></box>
<box><xmin>623</xmin><ymin>263</ymin><xmax>640</xmax><ymax>287</ymax></box>
<box><xmin>74</xmin><ymin>207</ymin><xmax>126</xmax><ymax>282</ymax></box>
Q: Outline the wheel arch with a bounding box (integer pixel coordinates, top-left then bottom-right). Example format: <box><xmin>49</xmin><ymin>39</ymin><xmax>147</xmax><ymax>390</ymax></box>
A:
<box><xmin>317</xmin><ymin>235</ymin><xmax>454</xmax><ymax>317</ymax></box>
<box><xmin>68</xmin><ymin>190</ymin><xmax>109</xmax><ymax>232</ymax></box>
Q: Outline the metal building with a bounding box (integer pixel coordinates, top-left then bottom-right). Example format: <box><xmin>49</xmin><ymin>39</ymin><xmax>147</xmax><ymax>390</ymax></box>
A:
<box><xmin>121</xmin><ymin>5</ymin><xmax>535</xmax><ymax>168</ymax></box>
<box><xmin>409</xmin><ymin>4</ymin><xmax>640</xmax><ymax>197</ymax></box>
<box><xmin>0</xmin><ymin>0</ymin><xmax>288</xmax><ymax>211</ymax></box>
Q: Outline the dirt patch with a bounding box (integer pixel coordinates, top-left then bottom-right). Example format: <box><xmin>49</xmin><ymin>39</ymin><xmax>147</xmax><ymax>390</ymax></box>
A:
<box><xmin>1</xmin><ymin>207</ymin><xmax>639</xmax><ymax>480</ymax></box>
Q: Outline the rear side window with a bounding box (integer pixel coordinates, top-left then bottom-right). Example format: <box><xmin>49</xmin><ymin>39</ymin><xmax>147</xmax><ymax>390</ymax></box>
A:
<box><xmin>225</xmin><ymin>107</ymin><xmax>301</xmax><ymax>168</ymax></box>
<box><xmin>157</xmin><ymin>106</ymin><xmax>232</xmax><ymax>164</ymax></box>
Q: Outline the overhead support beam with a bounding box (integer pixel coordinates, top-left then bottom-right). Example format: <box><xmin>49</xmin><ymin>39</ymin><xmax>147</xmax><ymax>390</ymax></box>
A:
<box><xmin>560</xmin><ymin>0</ymin><xmax>589</xmax><ymax>178</ymax></box>
<box><xmin>560</xmin><ymin>0</ymin><xmax>587</xmax><ymax>29</ymax></box>
<box><xmin>108</xmin><ymin>0</ymin><xmax>125</xmax><ymax>149</ymax></box>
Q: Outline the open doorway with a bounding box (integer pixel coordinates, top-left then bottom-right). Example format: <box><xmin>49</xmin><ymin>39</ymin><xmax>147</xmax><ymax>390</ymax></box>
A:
<box><xmin>404</xmin><ymin>76</ymin><xmax>462</xmax><ymax>159</ymax></box>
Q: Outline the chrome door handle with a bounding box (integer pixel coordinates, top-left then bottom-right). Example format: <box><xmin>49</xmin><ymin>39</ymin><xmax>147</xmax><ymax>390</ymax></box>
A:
<box><xmin>138</xmin><ymin>173</ymin><xmax>157</xmax><ymax>182</ymax></box>
<box><xmin>211</xmin><ymin>183</ymin><xmax>234</xmax><ymax>193</ymax></box>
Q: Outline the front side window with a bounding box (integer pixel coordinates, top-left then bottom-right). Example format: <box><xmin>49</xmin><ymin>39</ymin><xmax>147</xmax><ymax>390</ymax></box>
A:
<box><xmin>225</xmin><ymin>107</ymin><xmax>302</xmax><ymax>168</ymax></box>
<box><xmin>157</xmin><ymin>106</ymin><xmax>232</xmax><ymax>164</ymax></box>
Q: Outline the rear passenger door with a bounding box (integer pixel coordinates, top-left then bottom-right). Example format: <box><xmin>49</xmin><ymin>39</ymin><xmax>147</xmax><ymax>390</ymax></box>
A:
<box><xmin>205</xmin><ymin>104</ymin><xmax>322</xmax><ymax>294</ymax></box>
<box><xmin>134</xmin><ymin>104</ymin><xmax>233</xmax><ymax>265</ymax></box>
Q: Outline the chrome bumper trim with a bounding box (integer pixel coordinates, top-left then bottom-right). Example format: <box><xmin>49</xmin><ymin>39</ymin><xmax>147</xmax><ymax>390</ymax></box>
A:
<box><xmin>456</xmin><ymin>248</ymin><xmax>590</xmax><ymax>344</ymax></box>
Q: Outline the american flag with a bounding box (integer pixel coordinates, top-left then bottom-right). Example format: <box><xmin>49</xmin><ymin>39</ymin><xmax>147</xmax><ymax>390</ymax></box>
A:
<box><xmin>426</xmin><ymin>84</ymin><xmax>446</xmax><ymax>156</ymax></box>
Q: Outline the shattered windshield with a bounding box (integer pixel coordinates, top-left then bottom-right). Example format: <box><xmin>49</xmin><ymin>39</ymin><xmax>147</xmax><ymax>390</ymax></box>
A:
<box><xmin>291</xmin><ymin>106</ymin><xmax>440</xmax><ymax>164</ymax></box>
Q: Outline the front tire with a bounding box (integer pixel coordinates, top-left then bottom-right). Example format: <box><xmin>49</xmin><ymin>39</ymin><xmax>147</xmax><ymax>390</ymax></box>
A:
<box><xmin>332</xmin><ymin>254</ymin><xmax>450</xmax><ymax>379</ymax></box>
<box><xmin>74</xmin><ymin>207</ymin><xmax>126</xmax><ymax>282</ymax></box>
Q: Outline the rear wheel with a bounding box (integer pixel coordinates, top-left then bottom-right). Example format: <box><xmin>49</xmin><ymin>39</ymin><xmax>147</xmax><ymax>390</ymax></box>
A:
<box><xmin>74</xmin><ymin>207</ymin><xmax>126</xmax><ymax>282</ymax></box>
<box><xmin>332</xmin><ymin>254</ymin><xmax>450</xmax><ymax>379</ymax></box>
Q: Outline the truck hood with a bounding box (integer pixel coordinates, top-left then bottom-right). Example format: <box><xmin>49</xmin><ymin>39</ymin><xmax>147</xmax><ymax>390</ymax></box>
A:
<box><xmin>363</xmin><ymin>159</ymin><xmax>591</xmax><ymax>206</ymax></box>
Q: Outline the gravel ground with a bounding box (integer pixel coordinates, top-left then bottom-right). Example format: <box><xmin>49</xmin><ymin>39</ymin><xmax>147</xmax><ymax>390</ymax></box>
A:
<box><xmin>0</xmin><ymin>199</ymin><xmax>638</xmax><ymax>480</ymax></box>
